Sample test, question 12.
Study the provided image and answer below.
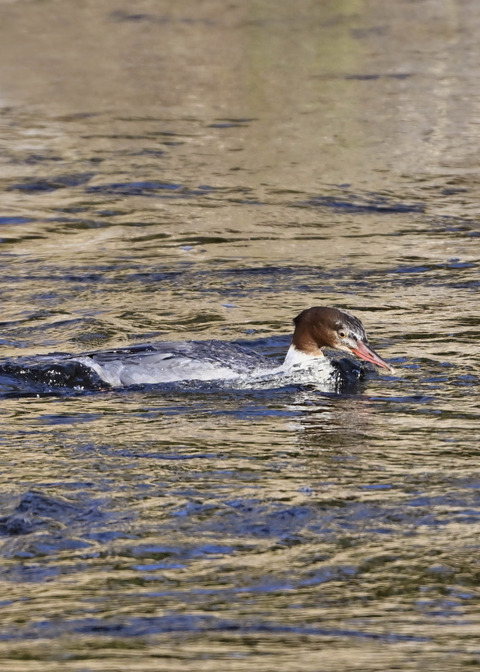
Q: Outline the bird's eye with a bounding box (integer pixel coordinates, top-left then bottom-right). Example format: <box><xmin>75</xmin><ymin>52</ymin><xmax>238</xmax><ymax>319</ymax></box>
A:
<box><xmin>338</xmin><ymin>330</ymin><xmax>346</xmax><ymax>339</ymax></box>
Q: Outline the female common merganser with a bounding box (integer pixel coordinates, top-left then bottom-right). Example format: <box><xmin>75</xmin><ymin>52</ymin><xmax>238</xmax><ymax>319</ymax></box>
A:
<box><xmin>0</xmin><ymin>307</ymin><xmax>392</xmax><ymax>394</ymax></box>
<box><xmin>66</xmin><ymin>306</ymin><xmax>393</xmax><ymax>391</ymax></box>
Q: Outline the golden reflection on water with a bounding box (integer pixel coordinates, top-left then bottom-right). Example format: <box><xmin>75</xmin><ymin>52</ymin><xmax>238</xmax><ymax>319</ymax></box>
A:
<box><xmin>0</xmin><ymin>0</ymin><xmax>479</xmax><ymax>669</ymax></box>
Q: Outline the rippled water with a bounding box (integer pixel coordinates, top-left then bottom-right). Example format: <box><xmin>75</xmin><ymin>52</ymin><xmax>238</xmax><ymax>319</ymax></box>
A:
<box><xmin>1</xmin><ymin>0</ymin><xmax>480</xmax><ymax>670</ymax></box>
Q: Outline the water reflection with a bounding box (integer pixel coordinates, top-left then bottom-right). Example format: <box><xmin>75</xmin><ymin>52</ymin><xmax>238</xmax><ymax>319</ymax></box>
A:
<box><xmin>1</xmin><ymin>0</ymin><xmax>480</xmax><ymax>668</ymax></box>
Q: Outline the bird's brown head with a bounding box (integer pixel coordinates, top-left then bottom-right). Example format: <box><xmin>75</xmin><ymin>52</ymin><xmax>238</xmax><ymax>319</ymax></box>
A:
<box><xmin>292</xmin><ymin>306</ymin><xmax>393</xmax><ymax>371</ymax></box>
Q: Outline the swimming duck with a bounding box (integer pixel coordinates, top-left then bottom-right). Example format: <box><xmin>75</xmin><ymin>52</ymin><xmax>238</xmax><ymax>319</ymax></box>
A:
<box><xmin>70</xmin><ymin>306</ymin><xmax>393</xmax><ymax>389</ymax></box>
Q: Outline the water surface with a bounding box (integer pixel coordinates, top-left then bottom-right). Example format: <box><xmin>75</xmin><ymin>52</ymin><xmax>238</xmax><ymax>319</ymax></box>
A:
<box><xmin>0</xmin><ymin>0</ymin><xmax>480</xmax><ymax>670</ymax></box>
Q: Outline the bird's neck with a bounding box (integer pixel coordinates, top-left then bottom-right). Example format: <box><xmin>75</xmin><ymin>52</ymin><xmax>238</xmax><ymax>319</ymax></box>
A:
<box><xmin>283</xmin><ymin>344</ymin><xmax>324</xmax><ymax>368</ymax></box>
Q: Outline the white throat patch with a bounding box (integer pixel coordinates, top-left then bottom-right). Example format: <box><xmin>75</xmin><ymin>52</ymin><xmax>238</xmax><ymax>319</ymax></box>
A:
<box><xmin>283</xmin><ymin>344</ymin><xmax>323</xmax><ymax>369</ymax></box>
